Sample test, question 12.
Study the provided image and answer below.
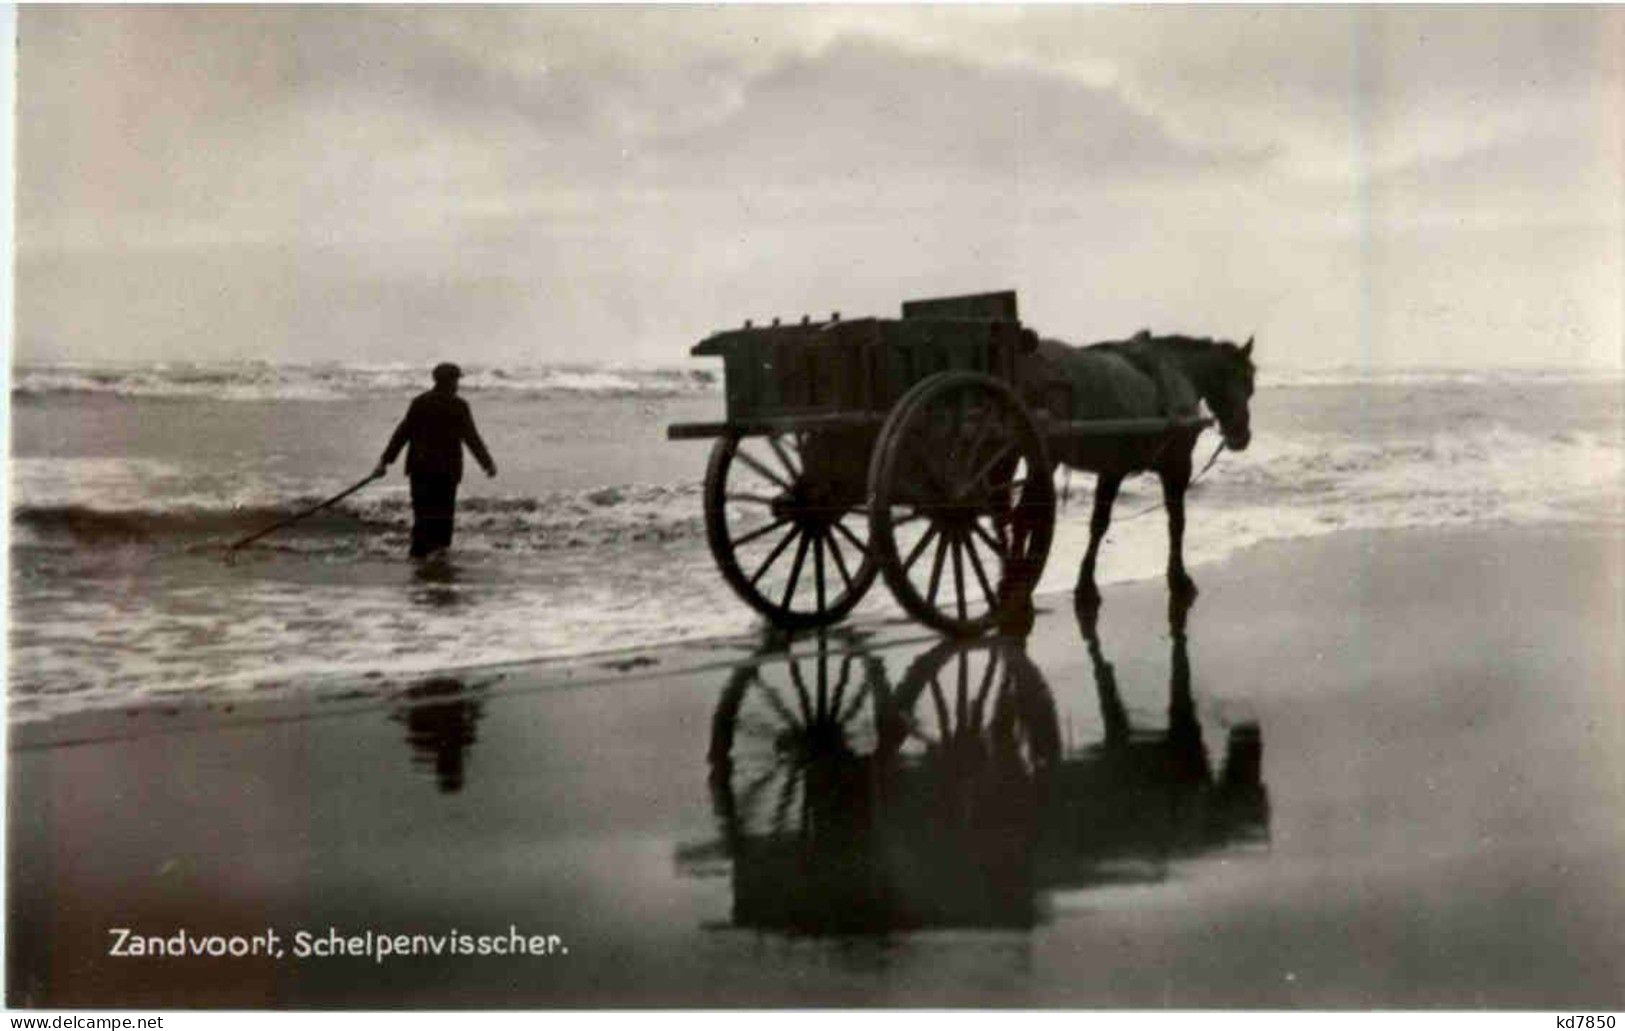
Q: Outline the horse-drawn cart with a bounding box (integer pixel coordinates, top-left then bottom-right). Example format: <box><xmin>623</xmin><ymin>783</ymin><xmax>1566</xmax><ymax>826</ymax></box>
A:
<box><xmin>667</xmin><ymin>291</ymin><xmax>1214</xmax><ymax>636</ymax></box>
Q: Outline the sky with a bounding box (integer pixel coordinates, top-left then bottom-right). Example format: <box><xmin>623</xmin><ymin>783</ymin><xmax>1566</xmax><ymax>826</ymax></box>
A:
<box><xmin>15</xmin><ymin>4</ymin><xmax>1624</xmax><ymax>370</ymax></box>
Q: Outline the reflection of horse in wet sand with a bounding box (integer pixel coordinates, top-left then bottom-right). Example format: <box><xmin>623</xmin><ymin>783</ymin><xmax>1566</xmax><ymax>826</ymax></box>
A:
<box><xmin>1048</xmin><ymin>595</ymin><xmax>1268</xmax><ymax>884</ymax></box>
<box><xmin>1020</xmin><ymin>332</ymin><xmax>1256</xmax><ymax>607</ymax></box>
<box><xmin>682</xmin><ymin>602</ymin><xmax>1268</xmax><ymax>933</ymax></box>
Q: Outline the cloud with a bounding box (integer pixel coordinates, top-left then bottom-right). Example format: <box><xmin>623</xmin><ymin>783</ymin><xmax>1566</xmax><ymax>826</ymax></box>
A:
<box><xmin>16</xmin><ymin>6</ymin><xmax>1621</xmax><ymax>368</ymax></box>
<box><xmin>644</xmin><ymin>35</ymin><xmax>1236</xmax><ymax>190</ymax></box>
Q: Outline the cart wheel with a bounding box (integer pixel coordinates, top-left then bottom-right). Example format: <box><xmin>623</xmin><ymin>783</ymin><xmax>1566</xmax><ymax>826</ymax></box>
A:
<box><xmin>883</xmin><ymin>638</ymin><xmax>1060</xmax><ymax>773</ymax></box>
<box><xmin>705</xmin><ymin>431</ymin><xmax>879</xmax><ymax>630</ymax></box>
<box><xmin>706</xmin><ymin>631</ymin><xmax>893</xmax><ymax>836</ymax></box>
<box><xmin>869</xmin><ymin>372</ymin><xmax>1055</xmax><ymax>637</ymax></box>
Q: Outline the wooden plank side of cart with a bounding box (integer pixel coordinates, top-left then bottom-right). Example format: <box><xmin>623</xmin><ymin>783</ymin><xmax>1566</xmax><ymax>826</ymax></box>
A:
<box><xmin>667</xmin><ymin>412</ymin><xmax>886</xmax><ymax>441</ymax></box>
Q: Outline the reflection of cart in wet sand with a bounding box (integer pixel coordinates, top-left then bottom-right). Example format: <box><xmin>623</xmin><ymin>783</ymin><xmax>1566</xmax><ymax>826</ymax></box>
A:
<box><xmin>667</xmin><ymin>291</ymin><xmax>1211</xmax><ymax>636</ymax></box>
<box><xmin>680</xmin><ymin>610</ymin><xmax>1267</xmax><ymax>933</ymax></box>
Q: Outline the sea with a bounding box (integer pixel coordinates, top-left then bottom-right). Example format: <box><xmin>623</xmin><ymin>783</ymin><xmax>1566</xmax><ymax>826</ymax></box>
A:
<box><xmin>8</xmin><ymin>360</ymin><xmax>1622</xmax><ymax>725</ymax></box>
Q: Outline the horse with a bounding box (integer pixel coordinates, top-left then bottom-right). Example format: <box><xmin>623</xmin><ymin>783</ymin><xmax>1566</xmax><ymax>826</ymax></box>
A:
<box><xmin>1018</xmin><ymin>330</ymin><xmax>1255</xmax><ymax>609</ymax></box>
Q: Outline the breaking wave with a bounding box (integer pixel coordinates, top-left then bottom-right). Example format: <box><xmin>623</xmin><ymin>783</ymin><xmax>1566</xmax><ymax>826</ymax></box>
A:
<box><xmin>15</xmin><ymin>360</ymin><xmax>1619</xmax><ymax>402</ymax></box>
<box><xmin>12</xmin><ymin>422</ymin><xmax>1621</xmax><ymax>559</ymax></box>
<box><xmin>10</xmin><ymin>482</ymin><xmax>706</xmax><ymax>556</ymax></box>
<box><xmin>11</xmin><ymin>362</ymin><xmax>718</xmax><ymax>402</ymax></box>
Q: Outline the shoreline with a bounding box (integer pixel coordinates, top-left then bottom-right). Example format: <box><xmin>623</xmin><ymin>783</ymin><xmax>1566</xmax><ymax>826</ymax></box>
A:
<box><xmin>11</xmin><ymin>517</ymin><xmax>1617</xmax><ymax>745</ymax></box>
<box><xmin>9</xmin><ymin>519</ymin><xmax>1624</xmax><ymax>1007</ymax></box>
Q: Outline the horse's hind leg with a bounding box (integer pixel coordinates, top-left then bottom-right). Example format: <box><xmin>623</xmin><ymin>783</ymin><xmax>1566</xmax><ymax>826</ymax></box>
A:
<box><xmin>1158</xmin><ymin>454</ymin><xmax>1198</xmax><ymax>600</ymax></box>
<box><xmin>1076</xmin><ymin>473</ymin><xmax>1122</xmax><ymax>609</ymax></box>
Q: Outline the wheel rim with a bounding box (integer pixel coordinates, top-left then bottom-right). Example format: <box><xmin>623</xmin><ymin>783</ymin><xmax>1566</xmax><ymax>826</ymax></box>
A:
<box><xmin>707</xmin><ymin>633</ymin><xmax>893</xmax><ymax>838</ymax></box>
<box><xmin>885</xmin><ymin>638</ymin><xmax>1060</xmax><ymax>775</ymax></box>
<box><xmin>705</xmin><ymin>431</ymin><xmax>878</xmax><ymax>629</ymax></box>
<box><xmin>870</xmin><ymin>374</ymin><xmax>1055</xmax><ymax>636</ymax></box>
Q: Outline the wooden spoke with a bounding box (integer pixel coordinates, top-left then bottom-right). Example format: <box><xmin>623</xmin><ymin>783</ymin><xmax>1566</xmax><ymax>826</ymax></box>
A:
<box><xmin>901</xmin><ymin>524</ymin><xmax>941</xmax><ymax>574</ymax></box>
<box><xmin>926</xmin><ymin>533</ymin><xmax>950</xmax><ymax>606</ymax></box>
<box><xmin>731</xmin><ymin>516</ymin><xmax>792</xmax><ymax>549</ymax></box>
<box><xmin>734</xmin><ymin>714</ymin><xmax>790</xmax><ymax>742</ymax></box>
<box><xmin>771</xmin><ymin>765</ymin><xmax>800</xmax><ymax>833</ymax></box>
<box><xmin>958</xmin><ymin>408</ymin><xmax>1001</xmax><ymax>482</ymax></box>
<box><xmin>767</xmin><ymin>435</ymin><xmax>802</xmax><ymax>482</ymax></box>
<box><xmin>735</xmin><ymin>449</ymin><xmax>792</xmax><ymax>492</ymax></box>
<box><xmin>737</xmin><ymin>765</ymin><xmax>782</xmax><ymax>812</ymax></box>
<box><xmin>825</xmin><ymin>529</ymin><xmax>854</xmax><ymax>591</ymax></box>
<box><xmin>908</xmin><ymin>435</ymin><xmax>953</xmax><ymax>495</ymax></box>
<box><xmin>815</xmin><ymin>636</ymin><xmax>829</xmax><ymax>711</ymax></box>
<box><xmin>955</xmin><ymin>652</ymin><xmax>970</xmax><ymax>728</ymax></box>
<box><xmin>928</xmin><ymin>677</ymin><xmax>951</xmax><ymax>740</ymax></box>
<box><xmin>983</xmin><ymin>477</ymin><xmax>1028</xmax><ymax>496</ymax></box>
<box><xmin>966</xmin><ymin>443</ymin><xmax>1017</xmax><ymax>494</ymax></box>
<box><xmin>963</xmin><ymin>530</ymin><xmax>998</xmax><ymax>609</ymax></box>
<box><xmin>969</xmin><ymin>519</ymin><xmax>1007</xmax><ymax>560</ymax></box>
<box><xmin>972</xmin><ymin>650</ymin><xmax>999</xmax><ymax>722</ymax></box>
<box><xmin>814</xmin><ymin>534</ymin><xmax>827</xmax><ymax>616</ymax></box>
<box><xmin>828</xmin><ymin>653</ymin><xmax>851</xmax><ymax>719</ymax></box>
<box><xmin>726</xmin><ymin>492</ymin><xmax>780</xmax><ymax>507</ymax></box>
<box><xmin>787</xmin><ymin>657</ymin><xmax>815</xmax><ymax>726</ymax></box>
<box><xmin>929</xmin><ymin>526</ymin><xmax>949</xmax><ymax>604</ymax></box>
<box><xmin>833</xmin><ymin>518</ymin><xmax>869</xmax><ymax>557</ymax></box>
<box><xmin>951</xmin><ymin>531</ymin><xmax>968</xmax><ymax>623</ymax></box>
<box><xmin>780</xmin><ymin>532</ymin><xmax>812</xmax><ymax>609</ymax></box>
<box><xmin>838</xmin><ymin>677</ymin><xmax>871</xmax><ymax>727</ymax></box>
<box><xmin>749</xmin><ymin>526</ymin><xmax>801</xmax><ymax>588</ymax></box>
<box><xmin>751</xmin><ymin>675</ymin><xmax>800</xmax><ymax>728</ymax></box>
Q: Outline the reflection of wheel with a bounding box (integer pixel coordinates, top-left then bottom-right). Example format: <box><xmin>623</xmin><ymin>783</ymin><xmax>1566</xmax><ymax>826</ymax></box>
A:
<box><xmin>707</xmin><ymin>633</ymin><xmax>892</xmax><ymax>837</ymax></box>
<box><xmin>886</xmin><ymin>638</ymin><xmax>1060</xmax><ymax>773</ymax></box>
<box><xmin>869</xmin><ymin>373</ymin><xmax>1055</xmax><ymax>637</ymax></box>
<box><xmin>704</xmin><ymin>431</ymin><xmax>878</xmax><ymax>629</ymax></box>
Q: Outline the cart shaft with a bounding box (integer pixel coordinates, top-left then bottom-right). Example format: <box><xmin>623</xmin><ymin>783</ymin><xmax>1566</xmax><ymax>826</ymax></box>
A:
<box><xmin>668</xmin><ymin>413</ymin><xmax>886</xmax><ymax>441</ymax></box>
<box><xmin>1036</xmin><ymin>414</ymin><xmax>1212</xmax><ymax>438</ymax></box>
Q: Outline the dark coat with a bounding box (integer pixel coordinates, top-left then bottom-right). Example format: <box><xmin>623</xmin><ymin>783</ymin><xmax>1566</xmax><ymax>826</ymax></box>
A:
<box><xmin>380</xmin><ymin>388</ymin><xmax>495</xmax><ymax>483</ymax></box>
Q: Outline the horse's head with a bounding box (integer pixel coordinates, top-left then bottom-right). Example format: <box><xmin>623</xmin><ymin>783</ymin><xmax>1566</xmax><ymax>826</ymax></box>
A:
<box><xmin>1205</xmin><ymin>337</ymin><xmax>1255</xmax><ymax>451</ymax></box>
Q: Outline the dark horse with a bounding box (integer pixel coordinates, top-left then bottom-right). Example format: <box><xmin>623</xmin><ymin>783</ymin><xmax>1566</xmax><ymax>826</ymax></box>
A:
<box><xmin>1019</xmin><ymin>330</ymin><xmax>1256</xmax><ymax>608</ymax></box>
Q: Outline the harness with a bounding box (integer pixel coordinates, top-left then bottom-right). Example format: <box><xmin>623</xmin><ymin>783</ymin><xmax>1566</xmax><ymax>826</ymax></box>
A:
<box><xmin>1057</xmin><ymin>344</ymin><xmax>1227</xmax><ymax>520</ymax></box>
<box><xmin>1061</xmin><ymin>438</ymin><xmax>1226</xmax><ymax>521</ymax></box>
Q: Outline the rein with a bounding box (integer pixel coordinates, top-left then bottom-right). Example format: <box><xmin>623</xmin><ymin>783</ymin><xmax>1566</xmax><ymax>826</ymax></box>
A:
<box><xmin>1092</xmin><ymin>435</ymin><xmax>1228</xmax><ymax>520</ymax></box>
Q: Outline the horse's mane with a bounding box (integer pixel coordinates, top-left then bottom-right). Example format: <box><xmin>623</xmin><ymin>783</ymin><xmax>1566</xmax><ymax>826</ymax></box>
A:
<box><xmin>1125</xmin><ymin>329</ymin><xmax>1241</xmax><ymax>352</ymax></box>
<box><xmin>1041</xmin><ymin>330</ymin><xmax>1254</xmax><ymax>370</ymax></box>
<box><xmin>1118</xmin><ymin>330</ymin><xmax>1256</xmax><ymax>376</ymax></box>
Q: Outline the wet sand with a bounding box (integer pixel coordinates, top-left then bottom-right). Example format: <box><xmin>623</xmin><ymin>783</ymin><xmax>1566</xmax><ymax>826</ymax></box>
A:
<box><xmin>8</xmin><ymin>523</ymin><xmax>1623</xmax><ymax>1008</ymax></box>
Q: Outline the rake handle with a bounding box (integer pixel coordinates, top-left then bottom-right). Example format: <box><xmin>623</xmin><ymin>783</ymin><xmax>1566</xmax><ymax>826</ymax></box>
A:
<box><xmin>225</xmin><ymin>472</ymin><xmax>383</xmax><ymax>556</ymax></box>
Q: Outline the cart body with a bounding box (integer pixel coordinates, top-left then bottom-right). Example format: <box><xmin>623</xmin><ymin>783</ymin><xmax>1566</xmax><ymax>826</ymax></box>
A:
<box><xmin>668</xmin><ymin>291</ymin><xmax>1204</xmax><ymax>636</ymax></box>
<box><xmin>670</xmin><ymin>291</ymin><xmax>1028</xmax><ymax>434</ymax></box>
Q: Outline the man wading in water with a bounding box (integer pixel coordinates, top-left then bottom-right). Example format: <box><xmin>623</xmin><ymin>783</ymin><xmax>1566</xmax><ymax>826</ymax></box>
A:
<box><xmin>375</xmin><ymin>363</ymin><xmax>498</xmax><ymax>559</ymax></box>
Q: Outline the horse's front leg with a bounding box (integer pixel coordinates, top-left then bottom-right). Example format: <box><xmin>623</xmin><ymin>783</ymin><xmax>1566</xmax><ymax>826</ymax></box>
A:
<box><xmin>1076</xmin><ymin>472</ymin><xmax>1122</xmax><ymax>609</ymax></box>
<box><xmin>1158</xmin><ymin>456</ymin><xmax>1198</xmax><ymax>600</ymax></box>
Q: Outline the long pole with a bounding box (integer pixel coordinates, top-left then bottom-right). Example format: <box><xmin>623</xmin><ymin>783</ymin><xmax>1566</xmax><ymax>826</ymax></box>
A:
<box><xmin>225</xmin><ymin>472</ymin><xmax>382</xmax><ymax>557</ymax></box>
